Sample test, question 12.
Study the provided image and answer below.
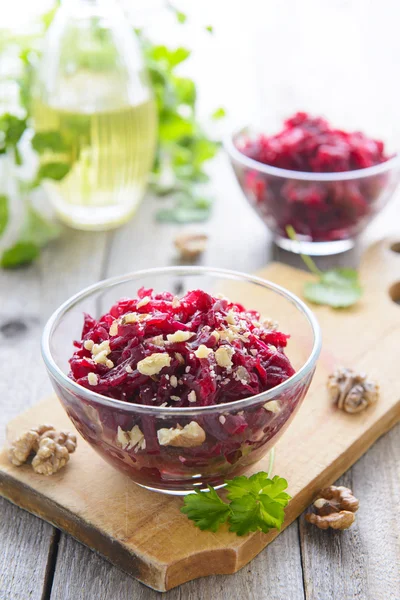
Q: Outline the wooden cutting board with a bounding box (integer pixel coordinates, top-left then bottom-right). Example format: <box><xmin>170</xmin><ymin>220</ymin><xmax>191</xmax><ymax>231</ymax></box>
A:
<box><xmin>0</xmin><ymin>238</ymin><xmax>399</xmax><ymax>592</ymax></box>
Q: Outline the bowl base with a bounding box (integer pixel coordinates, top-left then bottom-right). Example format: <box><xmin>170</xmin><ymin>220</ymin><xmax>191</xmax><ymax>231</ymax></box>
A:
<box><xmin>274</xmin><ymin>235</ymin><xmax>355</xmax><ymax>256</ymax></box>
<box><xmin>133</xmin><ymin>449</ymin><xmax>276</xmax><ymax>495</ymax></box>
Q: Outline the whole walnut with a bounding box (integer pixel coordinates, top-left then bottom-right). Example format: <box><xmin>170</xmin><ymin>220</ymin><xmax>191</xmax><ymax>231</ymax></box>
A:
<box><xmin>8</xmin><ymin>424</ymin><xmax>77</xmax><ymax>475</ymax></box>
<box><xmin>306</xmin><ymin>485</ymin><xmax>359</xmax><ymax>530</ymax></box>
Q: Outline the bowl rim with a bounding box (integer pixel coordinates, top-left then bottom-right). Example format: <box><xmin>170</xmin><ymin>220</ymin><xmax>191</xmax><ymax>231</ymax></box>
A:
<box><xmin>224</xmin><ymin>125</ymin><xmax>400</xmax><ymax>182</ymax></box>
<box><xmin>41</xmin><ymin>265</ymin><xmax>322</xmax><ymax>416</ymax></box>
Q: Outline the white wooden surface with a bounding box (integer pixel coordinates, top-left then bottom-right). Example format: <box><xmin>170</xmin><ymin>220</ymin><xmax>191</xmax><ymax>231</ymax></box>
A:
<box><xmin>1</xmin><ymin>1</ymin><xmax>400</xmax><ymax>598</ymax></box>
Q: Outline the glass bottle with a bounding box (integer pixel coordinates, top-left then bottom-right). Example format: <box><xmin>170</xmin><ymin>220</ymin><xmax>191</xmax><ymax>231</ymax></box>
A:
<box><xmin>32</xmin><ymin>0</ymin><xmax>157</xmax><ymax>230</ymax></box>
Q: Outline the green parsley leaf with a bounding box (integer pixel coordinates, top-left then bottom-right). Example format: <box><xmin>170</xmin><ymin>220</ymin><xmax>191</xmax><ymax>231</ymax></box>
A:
<box><xmin>211</xmin><ymin>107</ymin><xmax>226</xmax><ymax>120</ymax></box>
<box><xmin>0</xmin><ymin>194</ymin><xmax>9</xmax><ymax>236</ymax></box>
<box><xmin>181</xmin><ymin>486</ymin><xmax>231</xmax><ymax>532</ymax></box>
<box><xmin>286</xmin><ymin>226</ymin><xmax>363</xmax><ymax>308</ymax></box>
<box><xmin>1</xmin><ymin>242</ymin><xmax>39</xmax><ymax>269</ymax></box>
<box><xmin>229</xmin><ymin>494</ymin><xmax>285</xmax><ymax>536</ymax></box>
<box><xmin>205</xmin><ymin>25</ymin><xmax>214</xmax><ymax>33</ymax></box>
<box><xmin>181</xmin><ymin>473</ymin><xmax>291</xmax><ymax>536</ymax></box>
<box><xmin>0</xmin><ymin>113</ymin><xmax>27</xmax><ymax>152</ymax></box>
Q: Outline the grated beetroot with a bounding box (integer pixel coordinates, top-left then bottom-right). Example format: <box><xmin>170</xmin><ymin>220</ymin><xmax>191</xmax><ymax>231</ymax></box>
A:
<box><xmin>69</xmin><ymin>288</ymin><xmax>295</xmax><ymax>407</ymax></box>
<box><xmin>236</xmin><ymin>112</ymin><xmax>392</xmax><ymax>243</ymax></box>
<box><xmin>64</xmin><ymin>288</ymin><xmax>304</xmax><ymax>489</ymax></box>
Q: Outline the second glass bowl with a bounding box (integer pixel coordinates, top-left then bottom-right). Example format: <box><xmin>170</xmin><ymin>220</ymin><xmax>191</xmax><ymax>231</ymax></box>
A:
<box><xmin>226</xmin><ymin>126</ymin><xmax>400</xmax><ymax>255</ymax></box>
<box><xmin>42</xmin><ymin>267</ymin><xmax>321</xmax><ymax>494</ymax></box>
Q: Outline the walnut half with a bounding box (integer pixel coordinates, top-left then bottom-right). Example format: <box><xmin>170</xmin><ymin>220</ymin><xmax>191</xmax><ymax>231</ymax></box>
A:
<box><xmin>306</xmin><ymin>485</ymin><xmax>359</xmax><ymax>530</ymax></box>
<box><xmin>8</xmin><ymin>425</ymin><xmax>77</xmax><ymax>475</ymax></box>
<box><xmin>327</xmin><ymin>367</ymin><xmax>379</xmax><ymax>413</ymax></box>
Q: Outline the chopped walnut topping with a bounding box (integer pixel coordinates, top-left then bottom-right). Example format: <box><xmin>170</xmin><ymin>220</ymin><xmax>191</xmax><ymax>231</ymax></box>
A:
<box><xmin>174</xmin><ymin>232</ymin><xmax>208</xmax><ymax>259</ymax></box>
<box><xmin>116</xmin><ymin>425</ymin><xmax>146</xmax><ymax>451</ymax></box>
<box><xmin>148</xmin><ymin>335</ymin><xmax>165</xmax><ymax>347</ymax></box>
<box><xmin>167</xmin><ymin>330</ymin><xmax>194</xmax><ymax>343</ymax></box>
<box><xmin>172</xmin><ymin>296</ymin><xmax>180</xmax><ymax>308</ymax></box>
<box><xmin>235</xmin><ymin>366</ymin><xmax>250</xmax><ymax>385</ymax></box>
<box><xmin>263</xmin><ymin>400</ymin><xmax>281</xmax><ymax>414</ymax></box>
<box><xmin>125</xmin><ymin>365</ymin><xmax>133</xmax><ymax>373</ymax></box>
<box><xmin>88</xmin><ymin>372</ymin><xmax>98</xmax><ymax>386</ymax></box>
<box><xmin>121</xmin><ymin>312</ymin><xmax>139</xmax><ymax>324</ymax></box>
<box><xmin>137</xmin><ymin>296</ymin><xmax>151</xmax><ymax>309</ymax></box>
<box><xmin>215</xmin><ymin>346</ymin><xmax>235</xmax><ymax>368</ymax></box>
<box><xmin>157</xmin><ymin>421</ymin><xmax>206</xmax><ymax>447</ymax></box>
<box><xmin>226</xmin><ymin>309</ymin><xmax>237</xmax><ymax>325</ymax></box>
<box><xmin>83</xmin><ymin>339</ymin><xmax>94</xmax><ymax>351</ymax></box>
<box><xmin>105</xmin><ymin>359</ymin><xmax>114</xmax><ymax>369</ymax></box>
<box><xmin>92</xmin><ymin>340</ymin><xmax>112</xmax><ymax>365</ymax></box>
<box><xmin>109</xmin><ymin>320</ymin><xmax>119</xmax><ymax>336</ymax></box>
<box><xmin>170</xmin><ymin>395</ymin><xmax>181</xmax><ymax>402</ymax></box>
<box><xmin>175</xmin><ymin>352</ymin><xmax>184</xmax><ymax>364</ymax></box>
<box><xmin>188</xmin><ymin>390</ymin><xmax>197</xmax><ymax>403</ymax></box>
<box><xmin>219</xmin><ymin>415</ymin><xmax>226</xmax><ymax>424</ymax></box>
<box><xmin>306</xmin><ymin>485</ymin><xmax>359</xmax><ymax>530</ymax></box>
<box><xmin>170</xmin><ymin>375</ymin><xmax>178</xmax><ymax>388</ymax></box>
<box><xmin>137</xmin><ymin>352</ymin><xmax>171</xmax><ymax>376</ymax></box>
<box><xmin>327</xmin><ymin>367</ymin><xmax>379</xmax><ymax>413</ymax></box>
<box><xmin>194</xmin><ymin>344</ymin><xmax>214</xmax><ymax>359</ymax></box>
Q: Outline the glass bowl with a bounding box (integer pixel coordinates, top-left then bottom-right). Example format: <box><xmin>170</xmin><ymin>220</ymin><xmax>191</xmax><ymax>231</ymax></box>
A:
<box><xmin>42</xmin><ymin>266</ymin><xmax>321</xmax><ymax>495</ymax></box>
<box><xmin>226</xmin><ymin>126</ymin><xmax>400</xmax><ymax>255</ymax></box>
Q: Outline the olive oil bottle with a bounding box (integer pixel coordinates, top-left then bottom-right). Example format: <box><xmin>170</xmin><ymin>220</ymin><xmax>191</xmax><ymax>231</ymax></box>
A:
<box><xmin>33</xmin><ymin>0</ymin><xmax>157</xmax><ymax>230</ymax></box>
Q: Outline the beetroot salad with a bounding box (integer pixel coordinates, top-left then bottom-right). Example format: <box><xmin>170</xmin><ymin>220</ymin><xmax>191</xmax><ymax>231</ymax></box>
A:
<box><xmin>69</xmin><ymin>288</ymin><xmax>295</xmax><ymax>408</ymax></box>
<box><xmin>235</xmin><ymin>112</ymin><xmax>394</xmax><ymax>245</ymax></box>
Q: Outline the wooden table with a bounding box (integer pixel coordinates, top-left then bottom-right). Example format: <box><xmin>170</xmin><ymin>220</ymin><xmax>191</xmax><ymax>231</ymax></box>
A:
<box><xmin>1</xmin><ymin>1</ymin><xmax>400</xmax><ymax>598</ymax></box>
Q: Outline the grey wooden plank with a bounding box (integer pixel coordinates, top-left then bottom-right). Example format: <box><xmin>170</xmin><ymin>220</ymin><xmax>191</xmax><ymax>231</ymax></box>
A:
<box><xmin>300</xmin><ymin>424</ymin><xmax>400</xmax><ymax>600</ymax></box>
<box><xmin>0</xmin><ymin>227</ymin><xmax>110</xmax><ymax>599</ymax></box>
<box><xmin>0</xmin><ymin>497</ymin><xmax>57</xmax><ymax>600</ymax></box>
<box><xmin>50</xmin><ymin>522</ymin><xmax>304</xmax><ymax>600</ymax></box>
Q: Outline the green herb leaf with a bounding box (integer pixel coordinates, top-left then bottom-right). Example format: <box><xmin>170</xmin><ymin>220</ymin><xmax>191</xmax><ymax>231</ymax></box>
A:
<box><xmin>229</xmin><ymin>494</ymin><xmax>285</xmax><ymax>536</ymax></box>
<box><xmin>36</xmin><ymin>161</ymin><xmax>71</xmax><ymax>183</ymax></box>
<box><xmin>31</xmin><ymin>131</ymin><xmax>69</xmax><ymax>154</ymax></box>
<box><xmin>205</xmin><ymin>25</ymin><xmax>214</xmax><ymax>33</ymax></box>
<box><xmin>181</xmin><ymin>473</ymin><xmax>291</xmax><ymax>536</ymax></box>
<box><xmin>0</xmin><ymin>113</ymin><xmax>27</xmax><ymax>152</ymax></box>
<box><xmin>286</xmin><ymin>226</ymin><xmax>362</xmax><ymax>308</ymax></box>
<box><xmin>211</xmin><ymin>107</ymin><xmax>226</xmax><ymax>120</ymax></box>
<box><xmin>156</xmin><ymin>194</ymin><xmax>212</xmax><ymax>223</ymax></box>
<box><xmin>0</xmin><ymin>194</ymin><xmax>9</xmax><ymax>236</ymax></box>
<box><xmin>304</xmin><ymin>275</ymin><xmax>362</xmax><ymax>308</ymax></box>
<box><xmin>181</xmin><ymin>486</ymin><xmax>231</xmax><ymax>532</ymax></box>
<box><xmin>1</xmin><ymin>242</ymin><xmax>39</xmax><ymax>269</ymax></box>
<box><xmin>148</xmin><ymin>45</ymin><xmax>191</xmax><ymax>69</ymax></box>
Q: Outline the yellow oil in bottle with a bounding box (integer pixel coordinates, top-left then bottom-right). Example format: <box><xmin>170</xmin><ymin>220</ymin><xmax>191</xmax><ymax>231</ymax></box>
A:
<box><xmin>32</xmin><ymin>98</ymin><xmax>157</xmax><ymax>230</ymax></box>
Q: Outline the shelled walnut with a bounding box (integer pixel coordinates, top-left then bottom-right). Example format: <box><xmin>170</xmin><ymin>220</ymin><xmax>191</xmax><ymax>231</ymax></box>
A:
<box><xmin>8</xmin><ymin>424</ymin><xmax>77</xmax><ymax>475</ymax></box>
<box><xmin>327</xmin><ymin>367</ymin><xmax>379</xmax><ymax>413</ymax></box>
<box><xmin>174</xmin><ymin>232</ymin><xmax>208</xmax><ymax>260</ymax></box>
<box><xmin>306</xmin><ymin>485</ymin><xmax>359</xmax><ymax>530</ymax></box>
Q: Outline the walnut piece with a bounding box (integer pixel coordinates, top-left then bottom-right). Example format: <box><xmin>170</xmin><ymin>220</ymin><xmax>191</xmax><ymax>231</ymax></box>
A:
<box><xmin>137</xmin><ymin>352</ymin><xmax>171</xmax><ymax>376</ymax></box>
<box><xmin>174</xmin><ymin>232</ymin><xmax>208</xmax><ymax>260</ymax></box>
<box><xmin>32</xmin><ymin>437</ymin><xmax>70</xmax><ymax>475</ymax></box>
<box><xmin>157</xmin><ymin>421</ymin><xmax>206</xmax><ymax>447</ymax></box>
<box><xmin>8</xmin><ymin>425</ymin><xmax>54</xmax><ymax>466</ymax></box>
<box><xmin>327</xmin><ymin>367</ymin><xmax>379</xmax><ymax>413</ymax></box>
<box><xmin>306</xmin><ymin>485</ymin><xmax>359</xmax><ymax>530</ymax></box>
<box><xmin>8</xmin><ymin>425</ymin><xmax>77</xmax><ymax>475</ymax></box>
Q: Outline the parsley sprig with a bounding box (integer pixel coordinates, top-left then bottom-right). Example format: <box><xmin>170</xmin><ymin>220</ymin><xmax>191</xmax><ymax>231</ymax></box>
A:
<box><xmin>286</xmin><ymin>226</ymin><xmax>363</xmax><ymax>308</ymax></box>
<box><xmin>181</xmin><ymin>473</ymin><xmax>291</xmax><ymax>536</ymax></box>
